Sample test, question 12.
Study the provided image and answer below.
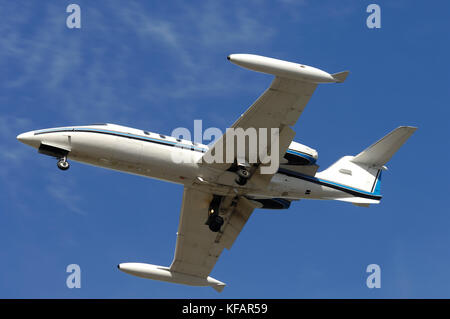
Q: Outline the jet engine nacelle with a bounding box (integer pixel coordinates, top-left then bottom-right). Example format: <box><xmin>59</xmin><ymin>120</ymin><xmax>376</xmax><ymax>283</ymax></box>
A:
<box><xmin>249</xmin><ymin>198</ymin><xmax>291</xmax><ymax>209</ymax></box>
<box><xmin>283</xmin><ymin>141</ymin><xmax>318</xmax><ymax>166</ymax></box>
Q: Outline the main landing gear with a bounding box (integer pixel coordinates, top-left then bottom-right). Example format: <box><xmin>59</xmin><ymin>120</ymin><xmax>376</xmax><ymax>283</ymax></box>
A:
<box><xmin>235</xmin><ymin>165</ymin><xmax>250</xmax><ymax>186</ymax></box>
<box><xmin>57</xmin><ymin>156</ymin><xmax>70</xmax><ymax>171</ymax></box>
<box><xmin>206</xmin><ymin>195</ymin><xmax>224</xmax><ymax>232</ymax></box>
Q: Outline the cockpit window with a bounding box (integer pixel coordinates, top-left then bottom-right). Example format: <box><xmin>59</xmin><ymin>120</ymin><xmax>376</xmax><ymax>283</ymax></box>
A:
<box><xmin>143</xmin><ymin>131</ymin><xmax>150</xmax><ymax>135</ymax></box>
<box><xmin>159</xmin><ymin>134</ymin><xmax>166</xmax><ymax>139</ymax></box>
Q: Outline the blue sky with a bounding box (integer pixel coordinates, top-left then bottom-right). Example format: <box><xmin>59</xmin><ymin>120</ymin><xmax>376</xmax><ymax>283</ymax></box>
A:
<box><xmin>1</xmin><ymin>0</ymin><xmax>449</xmax><ymax>298</ymax></box>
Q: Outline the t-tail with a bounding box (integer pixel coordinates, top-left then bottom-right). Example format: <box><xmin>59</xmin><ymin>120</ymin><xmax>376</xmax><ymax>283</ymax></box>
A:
<box><xmin>315</xmin><ymin>126</ymin><xmax>417</xmax><ymax>207</ymax></box>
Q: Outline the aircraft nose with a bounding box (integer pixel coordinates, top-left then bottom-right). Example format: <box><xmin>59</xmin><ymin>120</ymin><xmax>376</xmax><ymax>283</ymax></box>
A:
<box><xmin>17</xmin><ymin>131</ymin><xmax>31</xmax><ymax>142</ymax></box>
<box><xmin>17</xmin><ymin>131</ymin><xmax>38</xmax><ymax>147</ymax></box>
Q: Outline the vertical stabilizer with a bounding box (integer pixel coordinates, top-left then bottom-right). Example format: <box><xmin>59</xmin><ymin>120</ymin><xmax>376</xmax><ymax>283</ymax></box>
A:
<box><xmin>316</xmin><ymin>126</ymin><xmax>416</xmax><ymax>205</ymax></box>
<box><xmin>351</xmin><ymin>126</ymin><xmax>417</xmax><ymax>167</ymax></box>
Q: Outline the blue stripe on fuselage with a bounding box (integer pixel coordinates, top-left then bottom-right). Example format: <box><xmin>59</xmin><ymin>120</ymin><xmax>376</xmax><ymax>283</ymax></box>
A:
<box><xmin>277</xmin><ymin>167</ymin><xmax>382</xmax><ymax>200</ymax></box>
<box><xmin>35</xmin><ymin>127</ymin><xmax>208</xmax><ymax>152</ymax></box>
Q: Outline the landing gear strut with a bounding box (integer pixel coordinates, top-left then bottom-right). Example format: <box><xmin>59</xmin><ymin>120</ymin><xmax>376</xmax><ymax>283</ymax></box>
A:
<box><xmin>57</xmin><ymin>156</ymin><xmax>70</xmax><ymax>171</ymax></box>
<box><xmin>205</xmin><ymin>195</ymin><xmax>224</xmax><ymax>232</ymax></box>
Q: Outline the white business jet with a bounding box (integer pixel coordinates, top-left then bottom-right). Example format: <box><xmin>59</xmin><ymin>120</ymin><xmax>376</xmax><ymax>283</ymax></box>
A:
<box><xmin>17</xmin><ymin>54</ymin><xmax>416</xmax><ymax>292</ymax></box>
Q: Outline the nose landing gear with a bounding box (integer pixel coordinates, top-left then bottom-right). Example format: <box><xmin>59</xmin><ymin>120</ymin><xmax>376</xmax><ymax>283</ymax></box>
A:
<box><xmin>57</xmin><ymin>157</ymin><xmax>70</xmax><ymax>170</ymax></box>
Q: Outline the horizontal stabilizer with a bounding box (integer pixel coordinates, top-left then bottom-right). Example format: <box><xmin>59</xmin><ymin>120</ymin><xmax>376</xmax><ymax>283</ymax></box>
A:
<box><xmin>331</xmin><ymin>197</ymin><xmax>381</xmax><ymax>206</ymax></box>
<box><xmin>352</xmin><ymin>126</ymin><xmax>417</xmax><ymax>167</ymax></box>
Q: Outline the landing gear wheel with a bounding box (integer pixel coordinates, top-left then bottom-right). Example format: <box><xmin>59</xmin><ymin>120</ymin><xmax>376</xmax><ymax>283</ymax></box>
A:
<box><xmin>235</xmin><ymin>166</ymin><xmax>250</xmax><ymax>185</ymax></box>
<box><xmin>208</xmin><ymin>215</ymin><xmax>224</xmax><ymax>232</ymax></box>
<box><xmin>57</xmin><ymin>158</ymin><xmax>70</xmax><ymax>171</ymax></box>
<box><xmin>237</xmin><ymin>168</ymin><xmax>250</xmax><ymax>179</ymax></box>
<box><xmin>235</xmin><ymin>176</ymin><xmax>247</xmax><ymax>186</ymax></box>
<box><xmin>206</xmin><ymin>195</ymin><xmax>224</xmax><ymax>232</ymax></box>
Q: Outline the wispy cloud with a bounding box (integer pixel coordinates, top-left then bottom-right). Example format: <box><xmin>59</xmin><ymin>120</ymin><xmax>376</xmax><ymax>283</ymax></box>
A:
<box><xmin>110</xmin><ymin>1</ymin><xmax>276</xmax><ymax>102</ymax></box>
<box><xmin>0</xmin><ymin>1</ymin><xmax>277</xmax><ymax>127</ymax></box>
<box><xmin>0</xmin><ymin>115</ymin><xmax>32</xmax><ymax>163</ymax></box>
<box><xmin>0</xmin><ymin>114</ymin><xmax>37</xmax><ymax>215</ymax></box>
<box><xmin>45</xmin><ymin>176</ymin><xmax>87</xmax><ymax>216</ymax></box>
<box><xmin>0</xmin><ymin>0</ymin><xmax>275</xmax><ymax>216</ymax></box>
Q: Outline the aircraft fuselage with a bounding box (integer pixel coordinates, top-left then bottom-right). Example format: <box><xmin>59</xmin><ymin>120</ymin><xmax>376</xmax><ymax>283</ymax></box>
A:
<box><xmin>16</xmin><ymin>123</ymin><xmax>372</xmax><ymax>202</ymax></box>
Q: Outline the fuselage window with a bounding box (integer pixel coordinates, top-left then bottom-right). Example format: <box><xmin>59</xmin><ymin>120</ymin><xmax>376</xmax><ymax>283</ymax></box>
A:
<box><xmin>159</xmin><ymin>134</ymin><xmax>166</xmax><ymax>139</ymax></box>
<box><xmin>143</xmin><ymin>131</ymin><xmax>150</xmax><ymax>135</ymax></box>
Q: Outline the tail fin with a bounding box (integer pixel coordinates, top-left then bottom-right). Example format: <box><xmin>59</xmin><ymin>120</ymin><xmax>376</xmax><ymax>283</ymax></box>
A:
<box><xmin>331</xmin><ymin>71</ymin><xmax>349</xmax><ymax>83</ymax></box>
<box><xmin>316</xmin><ymin>126</ymin><xmax>416</xmax><ymax>206</ymax></box>
<box><xmin>352</xmin><ymin>126</ymin><xmax>417</xmax><ymax>167</ymax></box>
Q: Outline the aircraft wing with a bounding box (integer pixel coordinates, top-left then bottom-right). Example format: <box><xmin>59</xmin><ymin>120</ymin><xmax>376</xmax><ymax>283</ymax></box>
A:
<box><xmin>169</xmin><ymin>187</ymin><xmax>255</xmax><ymax>281</ymax></box>
<box><xmin>201</xmin><ymin>76</ymin><xmax>318</xmax><ymax>183</ymax></box>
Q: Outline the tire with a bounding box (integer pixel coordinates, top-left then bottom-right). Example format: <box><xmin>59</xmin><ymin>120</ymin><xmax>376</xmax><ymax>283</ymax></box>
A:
<box><xmin>209</xmin><ymin>223</ymin><xmax>220</xmax><ymax>232</ymax></box>
<box><xmin>57</xmin><ymin>160</ymin><xmax>70</xmax><ymax>171</ymax></box>
<box><xmin>214</xmin><ymin>215</ymin><xmax>224</xmax><ymax>226</ymax></box>
<box><xmin>237</xmin><ymin>168</ymin><xmax>250</xmax><ymax>179</ymax></box>
<box><xmin>208</xmin><ymin>215</ymin><xmax>224</xmax><ymax>232</ymax></box>
<box><xmin>235</xmin><ymin>176</ymin><xmax>247</xmax><ymax>186</ymax></box>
